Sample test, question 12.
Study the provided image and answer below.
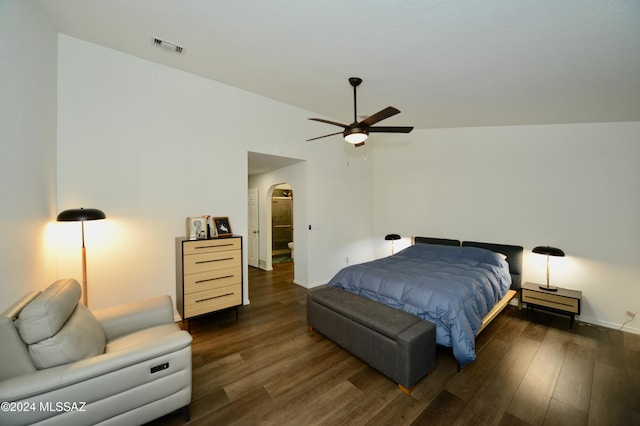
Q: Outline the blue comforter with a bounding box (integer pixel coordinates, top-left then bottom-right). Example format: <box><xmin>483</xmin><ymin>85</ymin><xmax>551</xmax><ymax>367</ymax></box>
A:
<box><xmin>327</xmin><ymin>243</ymin><xmax>512</xmax><ymax>366</ymax></box>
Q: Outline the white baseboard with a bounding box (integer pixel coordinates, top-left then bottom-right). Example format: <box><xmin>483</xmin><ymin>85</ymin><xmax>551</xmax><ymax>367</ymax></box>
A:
<box><xmin>576</xmin><ymin>315</ymin><xmax>640</xmax><ymax>335</ymax></box>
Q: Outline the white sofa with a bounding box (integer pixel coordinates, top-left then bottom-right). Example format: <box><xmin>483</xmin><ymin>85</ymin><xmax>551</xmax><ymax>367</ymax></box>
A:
<box><xmin>0</xmin><ymin>278</ymin><xmax>192</xmax><ymax>425</ymax></box>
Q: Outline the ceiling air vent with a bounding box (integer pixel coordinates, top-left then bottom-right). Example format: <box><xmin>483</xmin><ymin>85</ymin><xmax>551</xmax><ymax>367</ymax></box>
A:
<box><xmin>152</xmin><ymin>38</ymin><xmax>184</xmax><ymax>54</ymax></box>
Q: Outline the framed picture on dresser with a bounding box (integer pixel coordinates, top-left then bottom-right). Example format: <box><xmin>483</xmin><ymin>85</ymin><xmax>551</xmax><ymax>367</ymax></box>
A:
<box><xmin>186</xmin><ymin>217</ymin><xmax>207</xmax><ymax>240</ymax></box>
<box><xmin>212</xmin><ymin>217</ymin><xmax>232</xmax><ymax>237</ymax></box>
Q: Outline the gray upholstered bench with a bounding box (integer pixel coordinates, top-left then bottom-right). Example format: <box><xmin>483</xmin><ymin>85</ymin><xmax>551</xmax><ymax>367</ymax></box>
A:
<box><xmin>307</xmin><ymin>285</ymin><xmax>436</xmax><ymax>393</ymax></box>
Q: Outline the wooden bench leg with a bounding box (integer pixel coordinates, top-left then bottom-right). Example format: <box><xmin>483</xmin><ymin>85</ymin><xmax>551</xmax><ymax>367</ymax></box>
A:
<box><xmin>398</xmin><ymin>369</ymin><xmax>433</xmax><ymax>394</ymax></box>
<box><xmin>398</xmin><ymin>384</ymin><xmax>414</xmax><ymax>394</ymax></box>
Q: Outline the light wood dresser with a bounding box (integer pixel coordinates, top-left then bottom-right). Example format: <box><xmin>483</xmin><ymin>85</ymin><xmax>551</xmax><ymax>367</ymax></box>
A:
<box><xmin>175</xmin><ymin>236</ymin><xmax>242</xmax><ymax>325</ymax></box>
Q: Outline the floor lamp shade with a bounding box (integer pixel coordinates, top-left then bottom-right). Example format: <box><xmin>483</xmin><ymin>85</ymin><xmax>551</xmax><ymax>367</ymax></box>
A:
<box><xmin>57</xmin><ymin>208</ymin><xmax>106</xmax><ymax>222</ymax></box>
<box><xmin>532</xmin><ymin>245</ymin><xmax>565</xmax><ymax>292</ymax></box>
<box><xmin>57</xmin><ymin>208</ymin><xmax>106</xmax><ymax>306</ymax></box>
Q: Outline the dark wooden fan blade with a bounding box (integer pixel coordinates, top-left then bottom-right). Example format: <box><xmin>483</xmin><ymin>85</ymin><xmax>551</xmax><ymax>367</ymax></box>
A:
<box><xmin>306</xmin><ymin>131</ymin><xmax>343</xmax><ymax>141</ymax></box>
<box><xmin>308</xmin><ymin>118</ymin><xmax>349</xmax><ymax>128</ymax></box>
<box><xmin>368</xmin><ymin>126</ymin><xmax>414</xmax><ymax>133</ymax></box>
<box><xmin>358</xmin><ymin>106</ymin><xmax>401</xmax><ymax>127</ymax></box>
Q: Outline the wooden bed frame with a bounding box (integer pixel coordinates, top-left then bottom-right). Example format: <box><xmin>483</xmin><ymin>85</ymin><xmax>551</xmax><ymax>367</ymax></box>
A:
<box><xmin>412</xmin><ymin>236</ymin><xmax>524</xmax><ymax>336</ymax></box>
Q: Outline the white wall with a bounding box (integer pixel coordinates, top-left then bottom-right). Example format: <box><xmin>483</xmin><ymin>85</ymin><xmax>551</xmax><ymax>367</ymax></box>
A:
<box><xmin>371</xmin><ymin>123</ymin><xmax>640</xmax><ymax>333</ymax></box>
<box><xmin>56</xmin><ymin>35</ymin><xmax>374</xmax><ymax>310</ymax></box>
<box><xmin>0</xmin><ymin>1</ymin><xmax>58</xmax><ymax>310</ymax></box>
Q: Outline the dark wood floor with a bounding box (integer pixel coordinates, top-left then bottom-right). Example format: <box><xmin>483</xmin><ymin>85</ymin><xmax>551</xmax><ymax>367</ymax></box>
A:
<box><xmin>149</xmin><ymin>262</ymin><xmax>640</xmax><ymax>426</ymax></box>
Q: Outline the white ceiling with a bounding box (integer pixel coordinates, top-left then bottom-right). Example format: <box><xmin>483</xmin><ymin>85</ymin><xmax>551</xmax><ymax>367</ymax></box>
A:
<box><xmin>40</xmin><ymin>0</ymin><xmax>640</xmax><ymax>132</ymax></box>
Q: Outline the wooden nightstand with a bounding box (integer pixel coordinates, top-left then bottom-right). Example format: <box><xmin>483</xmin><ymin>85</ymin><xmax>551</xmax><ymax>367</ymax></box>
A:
<box><xmin>521</xmin><ymin>282</ymin><xmax>582</xmax><ymax>328</ymax></box>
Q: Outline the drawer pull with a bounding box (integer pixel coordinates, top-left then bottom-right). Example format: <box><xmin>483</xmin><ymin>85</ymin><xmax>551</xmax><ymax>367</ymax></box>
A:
<box><xmin>195</xmin><ymin>243</ymin><xmax>235</xmax><ymax>249</ymax></box>
<box><xmin>195</xmin><ymin>257</ymin><xmax>233</xmax><ymax>264</ymax></box>
<box><xmin>196</xmin><ymin>293</ymin><xmax>234</xmax><ymax>303</ymax></box>
<box><xmin>195</xmin><ymin>275</ymin><xmax>234</xmax><ymax>284</ymax></box>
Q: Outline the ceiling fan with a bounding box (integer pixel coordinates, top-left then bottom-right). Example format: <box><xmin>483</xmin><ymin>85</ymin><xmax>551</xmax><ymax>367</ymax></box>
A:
<box><xmin>307</xmin><ymin>77</ymin><xmax>413</xmax><ymax>147</ymax></box>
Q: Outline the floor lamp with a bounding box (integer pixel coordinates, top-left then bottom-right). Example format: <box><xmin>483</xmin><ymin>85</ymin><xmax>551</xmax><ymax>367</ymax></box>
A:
<box><xmin>57</xmin><ymin>208</ymin><xmax>106</xmax><ymax>306</ymax></box>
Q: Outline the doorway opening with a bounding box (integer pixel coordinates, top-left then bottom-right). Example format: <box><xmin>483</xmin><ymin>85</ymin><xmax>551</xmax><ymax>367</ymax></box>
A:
<box><xmin>271</xmin><ymin>184</ymin><xmax>293</xmax><ymax>265</ymax></box>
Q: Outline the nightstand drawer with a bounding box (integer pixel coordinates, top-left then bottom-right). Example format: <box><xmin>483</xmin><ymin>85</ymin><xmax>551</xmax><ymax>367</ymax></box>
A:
<box><xmin>522</xmin><ymin>289</ymin><xmax>580</xmax><ymax>314</ymax></box>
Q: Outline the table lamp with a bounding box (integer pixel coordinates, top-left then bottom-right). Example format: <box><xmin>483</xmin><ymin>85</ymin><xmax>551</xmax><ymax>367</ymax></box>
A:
<box><xmin>385</xmin><ymin>234</ymin><xmax>401</xmax><ymax>255</ymax></box>
<box><xmin>532</xmin><ymin>245</ymin><xmax>565</xmax><ymax>292</ymax></box>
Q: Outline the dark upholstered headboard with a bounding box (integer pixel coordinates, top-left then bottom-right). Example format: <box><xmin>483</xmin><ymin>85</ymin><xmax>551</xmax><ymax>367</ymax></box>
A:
<box><xmin>412</xmin><ymin>236</ymin><xmax>523</xmax><ymax>290</ymax></box>
<box><xmin>412</xmin><ymin>236</ymin><xmax>461</xmax><ymax>247</ymax></box>
<box><xmin>462</xmin><ymin>241</ymin><xmax>523</xmax><ymax>290</ymax></box>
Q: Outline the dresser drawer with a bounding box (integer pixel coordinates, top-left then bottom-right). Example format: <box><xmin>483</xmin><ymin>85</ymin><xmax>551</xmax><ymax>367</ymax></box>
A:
<box><xmin>183</xmin><ymin>238</ymin><xmax>241</xmax><ymax>255</ymax></box>
<box><xmin>522</xmin><ymin>289</ymin><xmax>580</xmax><ymax>314</ymax></box>
<box><xmin>184</xmin><ymin>250</ymin><xmax>241</xmax><ymax>274</ymax></box>
<box><xmin>184</xmin><ymin>266</ymin><xmax>241</xmax><ymax>294</ymax></box>
<box><xmin>184</xmin><ymin>285</ymin><xmax>242</xmax><ymax>318</ymax></box>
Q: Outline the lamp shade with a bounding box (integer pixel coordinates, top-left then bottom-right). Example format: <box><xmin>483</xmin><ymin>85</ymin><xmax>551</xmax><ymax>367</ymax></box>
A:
<box><xmin>57</xmin><ymin>208</ymin><xmax>106</xmax><ymax>222</ymax></box>
<box><xmin>385</xmin><ymin>234</ymin><xmax>401</xmax><ymax>241</ymax></box>
<box><xmin>532</xmin><ymin>246</ymin><xmax>565</xmax><ymax>257</ymax></box>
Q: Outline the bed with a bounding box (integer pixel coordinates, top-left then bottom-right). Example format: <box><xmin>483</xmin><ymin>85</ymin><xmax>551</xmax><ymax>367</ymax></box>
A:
<box><xmin>327</xmin><ymin>237</ymin><xmax>523</xmax><ymax>366</ymax></box>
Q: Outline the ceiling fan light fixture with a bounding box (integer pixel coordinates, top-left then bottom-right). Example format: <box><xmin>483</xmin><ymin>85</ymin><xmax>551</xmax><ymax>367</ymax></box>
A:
<box><xmin>307</xmin><ymin>77</ymin><xmax>412</xmax><ymax>145</ymax></box>
<box><xmin>344</xmin><ymin>128</ymin><xmax>368</xmax><ymax>144</ymax></box>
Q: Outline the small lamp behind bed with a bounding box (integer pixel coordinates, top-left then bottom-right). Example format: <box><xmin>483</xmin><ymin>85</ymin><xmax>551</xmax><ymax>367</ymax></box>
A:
<box><xmin>532</xmin><ymin>245</ymin><xmax>565</xmax><ymax>292</ymax></box>
<box><xmin>385</xmin><ymin>234</ymin><xmax>401</xmax><ymax>255</ymax></box>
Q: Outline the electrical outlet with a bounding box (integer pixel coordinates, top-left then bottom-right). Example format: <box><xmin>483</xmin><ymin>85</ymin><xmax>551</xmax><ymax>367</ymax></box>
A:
<box><xmin>625</xmin><ymin>310</ymin><xmax>636</xmax><ymax>319</ymax></box>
